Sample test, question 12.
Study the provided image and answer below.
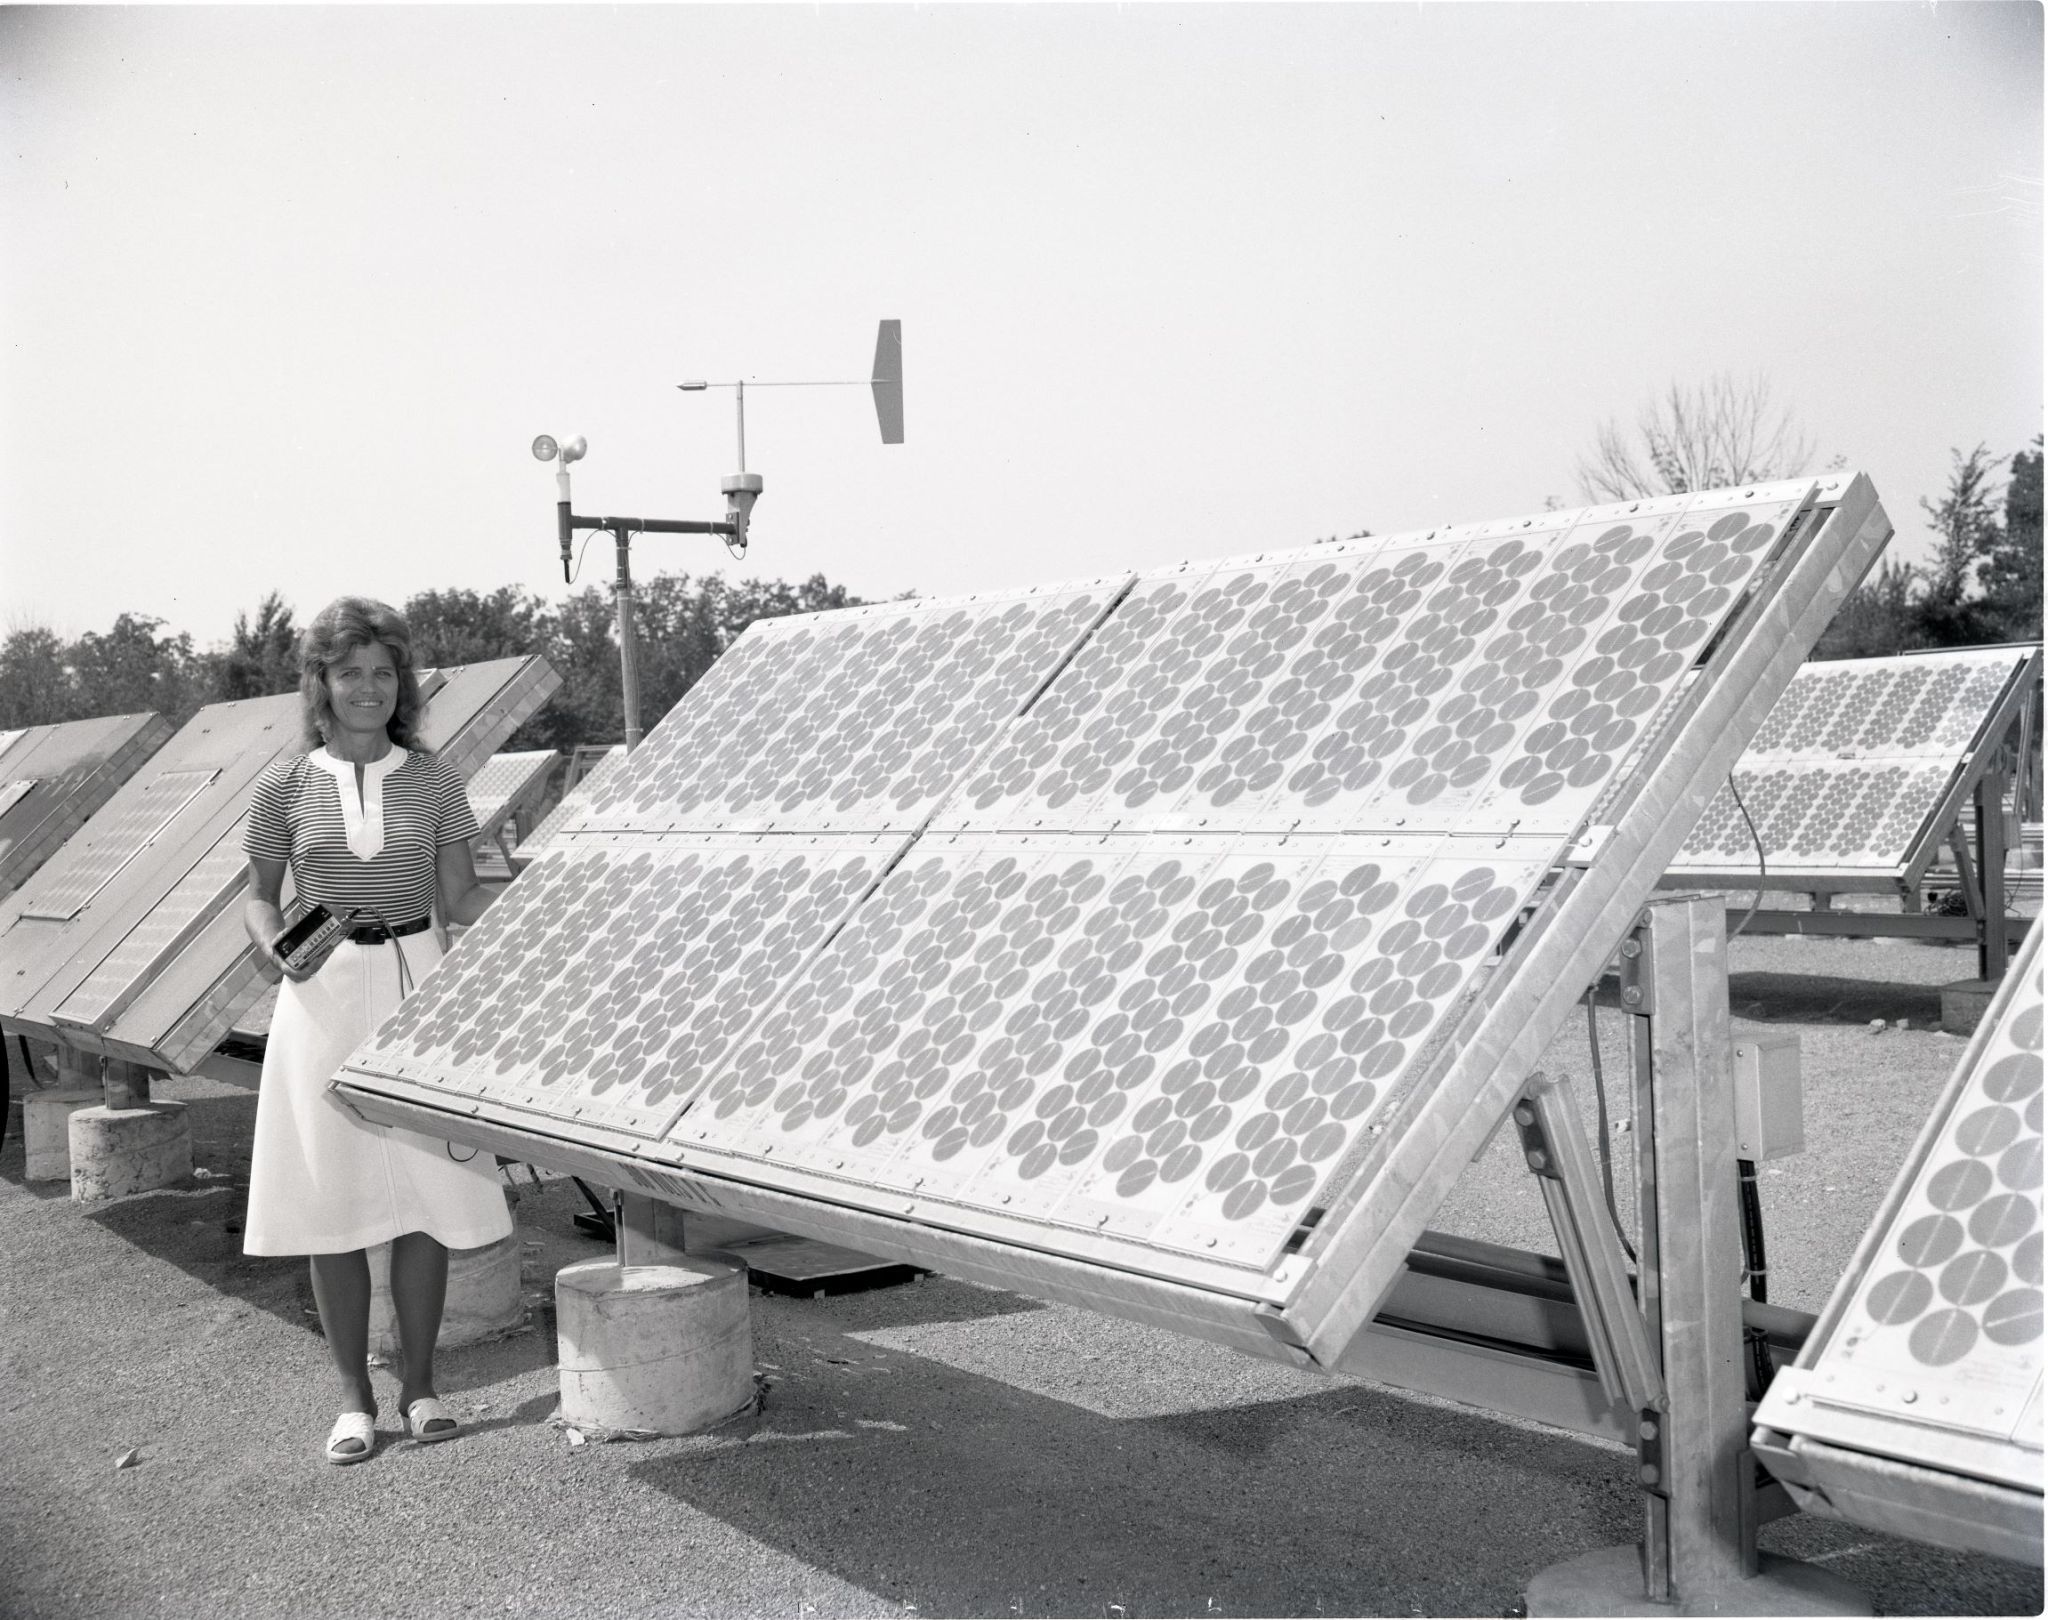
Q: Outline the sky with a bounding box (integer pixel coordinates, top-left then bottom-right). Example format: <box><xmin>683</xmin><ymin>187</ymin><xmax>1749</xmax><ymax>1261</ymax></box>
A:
<box><xmin>3</xmin><ymin>3</ymin><xmax>2041</xmax><ymax>652</ymax></box>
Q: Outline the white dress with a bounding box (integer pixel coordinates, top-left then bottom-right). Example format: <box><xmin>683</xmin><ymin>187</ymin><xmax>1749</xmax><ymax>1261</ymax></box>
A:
<box><xmin>241</xmin><ymin>747</ymin><xmax>512</xmax><ymax>1256</ymax></box>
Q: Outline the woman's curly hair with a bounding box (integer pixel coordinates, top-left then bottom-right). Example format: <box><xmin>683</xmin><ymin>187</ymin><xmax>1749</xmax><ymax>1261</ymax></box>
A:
<box><xmin>298</xmin><ymin>596</ymin><xmax>428</xmax><ymax>753</ymax></box>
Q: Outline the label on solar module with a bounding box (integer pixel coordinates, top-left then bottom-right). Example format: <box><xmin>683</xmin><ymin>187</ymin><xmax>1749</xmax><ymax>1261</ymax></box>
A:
<box><xmin>564</xmin><ymin>579</ymin><xmax>1128</xmax><ymax>838</ymax></box>
<box><xmin>1760</xmin><ymin>927</ymin><xmax>2042</xmax><ymax>1488</ymax></box>
<box><xmin>18</xmin><ymin>769</ymin><xmax>219</xmax><ymax>921</ymax></box>
<box><xmin>935</xmin><ymin>487</ymin><xmax>1809</xmax><ymax>840</ymax></box>
<box><xmin>346</xmin><ymin>833</ymin><xmax>900</xmax><ymax>1142</ymax></box>
<box><xmin>667</xmin><ymin>830</ymin><xmax>1556</xmax><ymax>1275</ymax></box>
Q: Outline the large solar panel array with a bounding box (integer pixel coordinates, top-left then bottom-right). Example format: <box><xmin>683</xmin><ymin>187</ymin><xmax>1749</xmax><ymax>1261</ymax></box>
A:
<box><xmin>1755</xmin><ymin>921</ymin><xmax>2041</xmax><ymax>1556</ymax></box>
<box><xmin>0</xmin><ymin>657</ymin><xmax>558</xmax><ymax>1073</ymax></box>
<box><xmin>339</xmin><ymin>477</ymin><xmax>1893</xmax><ymax>1352</ymax></box>
<box><xmin>0</xmin><ymin>713</ymin><xmax>175</xmax><ymax>897</ymax></box>
<box><xmin>1669</xmin><ymin>645</ymin><xmax>2039</xmax><ymax>886</ymax></box>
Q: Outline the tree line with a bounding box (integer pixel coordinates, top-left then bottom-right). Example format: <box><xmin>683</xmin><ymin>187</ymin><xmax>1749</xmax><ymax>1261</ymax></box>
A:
<box><xmin>3</xmin><ymin>378</ymin><xmax>2039</xmax><ymax>744</ymax></box>
<box><xmin>0</xmin><ymin>572</ymin><xmax>863</xmax><ymax>750</ymax></box>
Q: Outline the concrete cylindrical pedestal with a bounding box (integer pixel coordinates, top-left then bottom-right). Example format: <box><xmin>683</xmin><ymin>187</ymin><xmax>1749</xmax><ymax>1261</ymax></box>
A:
<box><xmin>367</xmin><ymin>1233</ymin><xmax>525</xmax><ymax>1357</ymax></box>
<box><xmin>556</xmin><ymin>1258</ymin><xmax>753</xmax><ymax>1436</ymax></box>
<box><xmin>69</xmin><ymin>1101</ymin><xmax>192</xmax><ymax>1202</ymax></box>
<box><xmin>23</xmin><ymin>1088</ymin><xmax>104</xmax><ymax>1183</ymax></box>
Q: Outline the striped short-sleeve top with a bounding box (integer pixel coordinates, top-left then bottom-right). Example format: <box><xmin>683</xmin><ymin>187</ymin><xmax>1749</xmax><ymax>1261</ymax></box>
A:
<box><xmin>244</xmin><ymin>747</ymin><xmax>479</xmax><ymax>924</ymax></box>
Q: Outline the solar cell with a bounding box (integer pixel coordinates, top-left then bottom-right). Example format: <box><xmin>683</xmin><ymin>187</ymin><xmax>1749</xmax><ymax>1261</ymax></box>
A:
<box><xmin>938</xmin><ymin>487</ymin><xmax>1808</xmax><ymax>838</ymax></box>
<box><xmin>1756</xmin><ymin>923</ymin><xmax>2042</xmax><ymax>1504</ymax></box>
<box><xmin>566</xmin><ymin>579</ymin><xmax>1127</xmax><ymax>837</ymax></box>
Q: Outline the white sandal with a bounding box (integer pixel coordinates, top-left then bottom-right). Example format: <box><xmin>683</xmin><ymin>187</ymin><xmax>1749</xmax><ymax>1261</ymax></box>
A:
<box><xmin>324</xmin><ymin>1410</ymin><xmax>377</xmax><ymax>1465</ymax></box>
<box><xmin>403</xmin><ymin>1397</ymin><xmax>460</xmax><ymax>1444</ymax></box>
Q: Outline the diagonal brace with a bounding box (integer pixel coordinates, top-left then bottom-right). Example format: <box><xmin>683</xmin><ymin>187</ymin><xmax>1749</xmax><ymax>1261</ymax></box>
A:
<box><xmin>1514</xmin><ymin>1071</ymin><xmax>1665</xmax><ymax>1415</ymax></box>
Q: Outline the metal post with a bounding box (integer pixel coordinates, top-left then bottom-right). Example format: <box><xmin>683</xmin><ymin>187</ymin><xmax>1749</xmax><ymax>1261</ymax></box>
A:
<box><xmin>612</xmin><ymin>526</ymin><xmax>643</xmax><ymax>752</ymax></box>
<box><xmin>103</xmin><ymin>1058</ymin><xmax>149</xmax><ymax>1110</ymax></box>
<box><xmin>1634</xmin><ymin>894</ymin><xmax>1752</xmax><ymax>1600</ymax></box>
<box><xmin>1975</xmin><ymin>762</ymin><xmax>2009</xmax><ymax>982</ymax></box>
<box><xmin>615</xmin><ymin>1191</ymin><xmax>689</xmax><ymax>1269</ymax></box>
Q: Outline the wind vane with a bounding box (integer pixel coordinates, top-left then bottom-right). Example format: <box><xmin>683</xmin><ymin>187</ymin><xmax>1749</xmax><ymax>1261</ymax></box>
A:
<box><xmin>531</xmin><ymin>320</ymin><xmax>903</xmax><ymax>749</ymax></box>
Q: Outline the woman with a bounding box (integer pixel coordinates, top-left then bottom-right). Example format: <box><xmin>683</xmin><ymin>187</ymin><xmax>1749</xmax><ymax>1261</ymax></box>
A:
<box><xmin>241</xmin><ymin>596</ymin><xmax>511</xmax><ymax>1464</ymax></box>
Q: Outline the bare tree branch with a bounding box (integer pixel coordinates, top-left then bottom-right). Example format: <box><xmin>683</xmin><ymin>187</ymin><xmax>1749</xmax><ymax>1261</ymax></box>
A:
<box><xmin>1574</xmin><ymin>372</ymin><xmax>1821</xmax><ymax>503</ymax></box>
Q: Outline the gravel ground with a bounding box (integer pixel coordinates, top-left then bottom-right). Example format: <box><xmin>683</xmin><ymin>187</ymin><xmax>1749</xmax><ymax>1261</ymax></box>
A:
<box><xmin>1</xmin><ymin>933</ymin><xmax>2040</xmax><ymax>1619</ymax></box>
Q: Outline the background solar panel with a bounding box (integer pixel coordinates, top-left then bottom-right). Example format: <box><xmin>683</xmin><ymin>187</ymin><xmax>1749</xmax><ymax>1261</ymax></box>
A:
<box><xmin>0</xmin><ymin>658</ymin><xmax>558</xmax><ymax>1071</ymax></box>
<box><xmin>465</xmin><ymin>749</ymin><xmax>560</xmax><ymax>840</ymax></box>
<box><xmin>0</xmin><ymin>713</ymin><xmax>173</xmax><ymax>898</ymax></box>
<box><xmin>18</xmin><ymin>770</ymin><xmax>220</xmax><ymax>921</ymax></box>
<box><xmin>51</xmin><ymin>838</ymin><xmax>250</xmax><ymax>1031</ymax></box>
<box><xmin>564</xmin><ymin>579</ymin><xmax>1127</xmax><ymax>837</ymax></box>
<box><xmin>1757</xmin><ymin>923</ymin><xmax>2041</xmax><ymax>1501</ymax></box>
<box><xmin>936</xmin><ymin>487</ymin><xmax>1809</xmax><ymax>839</ymax></box>
<box><xmin>1671</xmin><ymin>645</ymin><xmax>2036</xmax><ymax>880</ymax></box>
<box><xmin>513</xmin><ymin>745</ymin><xmax>625</xmax><ymax>864</ymax></box>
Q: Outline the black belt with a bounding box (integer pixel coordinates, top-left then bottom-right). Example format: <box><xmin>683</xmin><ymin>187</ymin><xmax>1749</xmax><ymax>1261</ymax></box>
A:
<box><xmin>347</xmin><ymin>916</ymin><xmax>432</xmax><ymax>945</ymax></box>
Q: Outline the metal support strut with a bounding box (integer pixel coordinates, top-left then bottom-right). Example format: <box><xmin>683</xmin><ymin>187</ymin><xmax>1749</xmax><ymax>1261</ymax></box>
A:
<box><xmin>1526</xmin><ymin>895</ymin><xmax>1869</xmax><ymax>1616</ymax></box>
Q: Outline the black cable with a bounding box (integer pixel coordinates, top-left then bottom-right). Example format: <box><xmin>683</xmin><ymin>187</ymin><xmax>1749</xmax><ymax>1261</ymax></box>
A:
<box><xmin>1738</xmin><ymin>1157</ymin><xmax>1775</xmax><ymax>1398</ymax></box>
<box><xmin>1727</xmin><ymin>772</ymin><xmax>1767</xmax><ymax>939</ymax></box>
<box><xmin>565</xmin><ymin>527</ymin><xmax>602</xmax><ymax>585</ymax></box>
<box><xmin>1584</xmin><ymin>987</ymin><xmax>1636</xmax><ymax>1265</ymax></box>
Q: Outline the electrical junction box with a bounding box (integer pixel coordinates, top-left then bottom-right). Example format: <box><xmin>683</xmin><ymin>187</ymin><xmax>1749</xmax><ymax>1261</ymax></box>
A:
<box><xmin>1733</xmin><ymin>1029</ymin><xmax>1803</xmax><ymax>1161</ymax></box>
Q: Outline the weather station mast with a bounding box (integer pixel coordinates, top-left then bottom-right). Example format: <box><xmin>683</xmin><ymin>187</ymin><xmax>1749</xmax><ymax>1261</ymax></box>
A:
<box><xmin>534</xmin><ymin>319</ymin><xmax>904</xmax><ymax>750</ymax></box>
